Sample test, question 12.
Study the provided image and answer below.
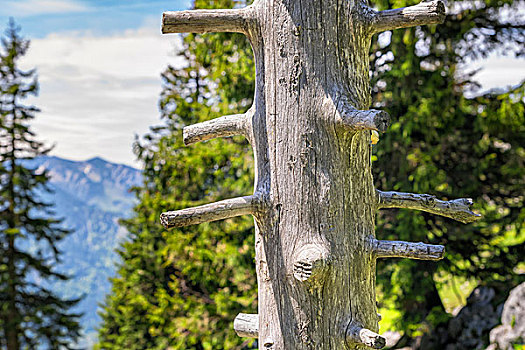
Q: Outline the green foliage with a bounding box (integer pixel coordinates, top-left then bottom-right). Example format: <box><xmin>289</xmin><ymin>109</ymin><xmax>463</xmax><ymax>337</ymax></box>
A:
<box><xmin>99</xmin><ymin>0</ymin><xmax>524</xmax><ymax>347</ymax></box>
<box><xmin>371</xmin><ymin>0</ymin><xmax>525</xmax><ymax>337</ymax></box>
<box><xmin>0</xmin><ymin>19</ymin><xmax>82</xmax><ymax>349</ymax></box>
<box><xmin>96</xmin><ymin>1</ymin><xmax>256</xmax><ymax>348</ymax></box>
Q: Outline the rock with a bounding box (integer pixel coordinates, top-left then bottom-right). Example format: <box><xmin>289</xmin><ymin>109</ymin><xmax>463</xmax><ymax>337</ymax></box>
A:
<box><xmin>488</xmin><ymin>282</ymin><xmax>525</xmax><ymax>350</ymax></box>
<box><xmin>447</xmin><ymin>287</ymin><xmax>501</xmax><ymax>349</ymax></box>
<box><xmin>415</xmin><ymin>286</ymin><xmax>501</xmax><ymax>350</ymax></box>
<box><xmin>403</xmin><ymin>283</ymin><xmax>524</xmax><ymax>350</ymax></box>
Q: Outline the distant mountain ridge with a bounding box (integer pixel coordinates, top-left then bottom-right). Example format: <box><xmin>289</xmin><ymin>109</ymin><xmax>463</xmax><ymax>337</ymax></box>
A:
<box><xmin>27</xmin><ymin>156</ymin><xmax>142</xmax><ymax>348</ymax></box>
<box><xmin>34</xmin><ymin>156</ymin><xmax>141</xmax><ymax>212</ymax></box>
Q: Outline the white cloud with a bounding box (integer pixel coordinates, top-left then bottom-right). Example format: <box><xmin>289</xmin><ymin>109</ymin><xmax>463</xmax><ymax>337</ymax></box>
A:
<box><xmin>20</xmin><ymin>18</ymin><xmax>184</xmax><ymax>167</ymax></box>
<box><xmin>16</xmin><ymin>14</ymin><xmax>524</xmax><ymax>168</ymax></box>
<box><xmin>2</xmin><ymin>0</ymin><xmax>90</xmax><ymax>16</ymax></box>
<box><xmin>474</xmin><ymin>55</ymin><xmax>525</xmax><ymax>92</ymax></box>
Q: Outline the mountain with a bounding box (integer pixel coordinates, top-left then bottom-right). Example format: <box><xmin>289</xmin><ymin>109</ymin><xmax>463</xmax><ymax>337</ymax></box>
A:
<box><xmin>27</xmin><ymin>156</ymin><xmax>142</xmax><ymax>348</ymax></box>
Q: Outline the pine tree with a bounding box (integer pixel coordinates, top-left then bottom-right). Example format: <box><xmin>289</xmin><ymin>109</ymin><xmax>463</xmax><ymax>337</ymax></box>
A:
<box><xmin>0</xmin><ymin>19</ymin><xmax>82</xmax><ymax>349</ymax></box>
<box><xmin>97</xmin><ymin>0</ymin><xmax>256</xmax><ymax>348</ymax></box>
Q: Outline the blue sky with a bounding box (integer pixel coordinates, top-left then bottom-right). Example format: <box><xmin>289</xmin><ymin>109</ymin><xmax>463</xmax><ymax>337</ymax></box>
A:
<box><xmin>0</xmin><ymin>0</ymin><xmax>524</xmax><ymax>168</ymax></box>
<box><xmin>0</xmin><ymin>0</ymin><xmax>192</xmax><ymax>167</ymax></box>
<box><xmin>0</xmin><ymin>0</ymin><xmax>191</xmax><ymax>37</ymax></box>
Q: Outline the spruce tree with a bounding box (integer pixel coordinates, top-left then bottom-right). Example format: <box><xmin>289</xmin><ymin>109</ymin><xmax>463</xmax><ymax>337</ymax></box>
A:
<box><xmin>97</xmin><ymin>0</ymin><xmax>256</xmax><ymax>348</ymax></box>
<box><xmin>0</xmin><ymin>19</ymin><xmax>82</xmax><ymax>349</ymax></box>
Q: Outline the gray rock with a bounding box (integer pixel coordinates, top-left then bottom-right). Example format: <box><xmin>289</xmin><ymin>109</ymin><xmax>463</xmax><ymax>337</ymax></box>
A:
<box><xmin>448</xmin><ymin>287</ymin><xmax>500</xmax><ymax>349</ymax></box>
<box><xmin>414</xmin><ymin>286</ymin><xmax>501</xmax><ymax>350</ymax></box>
<box><xmin>489</xmin><ymin>282</ymin><xmax>525</xmax><ymax>350</ymax></box>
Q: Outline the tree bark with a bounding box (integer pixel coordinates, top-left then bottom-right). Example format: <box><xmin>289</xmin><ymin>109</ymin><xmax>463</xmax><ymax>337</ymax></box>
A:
<box><xmin>245</xmin><ymin>2</ymin><xmax>381</xmax><ymax>348</ymax></box>
<box><xmin>234</xmin><ymin>313</ymin><xmax>259</xmax><ymax>338</ymax></box>
<box><xmin>159</xmin><ymin>1</ymin><xmax>467</xmax><ymax>349</ymax></box>
<box><xmin>160</xmin><ymin>195</ymin><xmax>260</xmax><ymax>228</ymax></box>
<box><xmin>376</xmin><ymin>190</ymin><xmax>480</xmax><ymax>224</ymax></box>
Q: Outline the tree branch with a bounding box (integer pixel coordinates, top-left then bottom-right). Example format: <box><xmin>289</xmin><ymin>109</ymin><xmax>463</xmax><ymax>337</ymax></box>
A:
<box><xmin>234</xmin><ymin>313</ymin><xmax>258</xmax><ymax>338</ymax></box>
<box><xmin>162</xmin><ymin>8</ymin><xmax>251</xmax><ymax>34</ymax></box>
<box><xmin>346</xmin><ymin>321</ymin><xmax>386</xmax><ymax>349</ymax></box>
<box><xmin>372</xmin><ymin>238</ymin><xmax>445</xmax><ymax>260</ymax></box>
<box><xmin>376</xmin><ymin>190</ymin><xmax>481</xmax><ymax>224</ymax></box>
<box><xmin>183</xmin><ymin>110</ymin><xmax>251</xmax><ymax>145</ymax></box>
<box><xmin>336</xmin><ymin>96</ymin><xmax>390</xmax><ymax>132</ymax></box>
<box><xmin>160</xmin><ymin>195</ymin><xmax>259</xmax><ymax>228</ymax></box>
<box><xmin>371</xmin><ymin>0</ymin><xmax>446</xmax><ymax>35</ymax></box>
<box><xmin>340</xmin><ymin>109</ymin><xmax>390</xmax><ymax>132</ymax></box>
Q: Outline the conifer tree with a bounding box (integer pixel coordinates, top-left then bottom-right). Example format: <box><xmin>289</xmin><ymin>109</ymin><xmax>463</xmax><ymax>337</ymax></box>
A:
<box><xmin>97</xmin><ymin>1</ymin><xmax>256</xmax><ymax>348</ymax></box>
<box><xmin>99</xmin><ymin>0</ymin><xmax>523</xmax><ymax>348</ymax></box>
<box><xmin>370</xmin><ymin>0</ymin><xmax>524</xmax><ymax>341</ymax></box>
<box><xmin>0</xmin><ymin>19</ymin><xmax>82</xmax><ymax>349</ymax></box>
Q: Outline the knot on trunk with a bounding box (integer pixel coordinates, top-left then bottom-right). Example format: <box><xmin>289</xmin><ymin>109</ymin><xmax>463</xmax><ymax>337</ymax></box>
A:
<box><xmin>292</xmin><ymin>244</ymin><xmax>330</xmax><ymax>284</ymax></box>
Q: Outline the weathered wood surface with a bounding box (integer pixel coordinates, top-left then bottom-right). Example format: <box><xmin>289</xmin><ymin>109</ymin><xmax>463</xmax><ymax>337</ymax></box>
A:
<box><xmin>370</xmin><ymin>0</ymin><xmax>446</xmax><ymax>34</ymax></box>
<box><xmin>232</xmin><ymin>313</ymin><xmax>388</xmax><ymax>348</ymax></box>
<box><xmin>160</xmin><ymin>0</ymin><xmax>461</xmax><ymax>349</ymax></box>
<box><xmin>376</xmin><ymin>190</ymin><xmax>481</xmax><ymax>224</ymax></box>
<box><xmin>346</xmin><ymin>321</ymin><xmax>386</xmax><ymax>349</ymax></box>
<box><xmin>234</xmin><ymin>313</ymin><xmax>259</xmax><ymax>338</ymax></box>
<box><xmin>160</xmin><ymin>195</ymin><xmax>259</xmax><ymax>228</ymax></box>
<box><xmin>372</xmin><ymin>239</ymin><xmax>445</xmax><ymax>261</ymax></box>
<box><xmin>337</xmin><ymin>101</ymin><xmax>391</xmax><ymax>132</ymax></box>
<box><xmin>183</xmin><ymin>110</ymin><xmax>252</xmax><ymax>145</ymax></box>
<box><xmin>162</xmin><ymin>8</ymin><xmax>251</xmax><ymax>33</ymax></box>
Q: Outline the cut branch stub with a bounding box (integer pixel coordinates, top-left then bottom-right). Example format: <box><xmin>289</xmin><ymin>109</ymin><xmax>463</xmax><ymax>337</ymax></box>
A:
<box><xmin>234</xmin><ymin>313</ymin><xmax>258</xmax><ymax>338</ymax></box>
<box><xmin>376</xmin><ymin>190</ymin><xmax>481</xmax><ymax>224</ymax></box>
<box><xmin>339</xmin><ymin>109</ymin><xmax>390</xmax><ymax>132</ymax></box>
<box><xmin>372</xmin><ymin>238</ymin><xmax>445</xmax><ymax>261</ymax></box>
<box><xmin>162</xmin><ymin>8</ymin><xmax>251</xmax><ymax>34</ymax></box>
<box><xmin>183</xmin><ymin>109</ymin><xmax>252</xmax><ymax>145</ymax></box>
<box><xmin>336</xmin><ymin>96</ymin><xmax>390</xmax><ymax>132</ymax></box>
<box><xmin>346</xmin><ymin>321</ymin><xmax>386</xmax><ymax>349</ymax></box>
<box><xmin>160</xmin><ymin>195</ymin><xmax>260</xmax><ymax>228</ymax></box>
<box><xmin>370</xmin><ymin>0</ymin><xmax>446</xmax><ymax>35</ymax></box>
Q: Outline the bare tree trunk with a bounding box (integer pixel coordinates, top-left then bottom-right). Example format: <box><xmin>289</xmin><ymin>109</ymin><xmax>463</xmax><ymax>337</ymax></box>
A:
<box><xmin>249</xmin><ymin>3</ymin><xmax>383</xmax><ymax>348</ymax></box>
<box><xmin>160</xmin><ymin>0</ymin><xmax>479</xmax><ymax>348</ymax></box>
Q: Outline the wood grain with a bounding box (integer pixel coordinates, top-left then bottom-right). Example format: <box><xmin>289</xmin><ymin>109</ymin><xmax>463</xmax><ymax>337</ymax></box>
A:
<box><xmin>371</xmin><ymin>0</ymin><xmax>446</xmax><ymax>34</ymax></box>
<box><xmin>234</xmin><ymin>313</ymin><xmax>258</xmax><ymax>338</ymax></box>
<box><xmin>376</xmin><ymin>190</ymin><xmax>481</xmax><ymax>224</ymax></box>
<box><xmin>160</xmin><ymin>195</ymin><xmax>259</xmax><ymax>228</ymax></box>
<box><xmin>162</xmin><ymin>8</ymin><xmax>252</xmax><ymax>34</ymax></box>
<box><xmin>183</xmin><ymin>110</ymin><xmax>252</xmax><ymax>145</ymax></box>
<box><xmin>373</xmin><ymin>239</ymin><xmax>445</xmax><ymax>260</ymax></box>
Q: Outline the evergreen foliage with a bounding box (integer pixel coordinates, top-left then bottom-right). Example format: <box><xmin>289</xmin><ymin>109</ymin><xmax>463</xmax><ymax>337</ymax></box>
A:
<box><xmin>96</xmin><ymin>0</ymin><xmax>256</xmax><ymax>348</ymax></box>
<box><xmin>0</xmin><ymin>19</ymin><xmax>82</xmax><ymax>349</ymax></box>
<box><xmin>98</xmin><ymin>0</ymin><xmax>524</xmax><ymax>347</ymax></box>
<box><xmin>371</xmin><ymin>0</ymin><xmax>525</xmax><ymax>339</ymax></box>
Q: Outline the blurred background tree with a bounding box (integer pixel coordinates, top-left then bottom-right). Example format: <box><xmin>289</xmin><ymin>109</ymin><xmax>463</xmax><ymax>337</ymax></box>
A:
<box><xmin>96</xmin><ymin>0</ymin><xmax>256</xmax><ymax>348</ymax></box>
<box><xmin>98</xmin><ymin>0</ymin><xmax>524</xmax><ymax>348</ymax></box>
<box><xmin>371</xmin><ymin>0</ymin><xmax>524</xmax><ymax>344</ymax></box>
<box><xmin>0</xmin><ymin>19</ymin><xmax>82</xmax><ymax>350</ymax></box>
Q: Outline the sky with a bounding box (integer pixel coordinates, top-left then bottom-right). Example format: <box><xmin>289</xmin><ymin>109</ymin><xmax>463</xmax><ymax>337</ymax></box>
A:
<box><xmin>0</xmin><ymin>0</ymin><xmax>524</xmax><ymax>168</ymax></box>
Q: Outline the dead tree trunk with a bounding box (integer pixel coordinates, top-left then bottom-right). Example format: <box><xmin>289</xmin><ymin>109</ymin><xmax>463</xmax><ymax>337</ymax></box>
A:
<box><xmin>160</xmin><ymin>1</ymin><xmax>480</xmax><ymax>348</ymax></box>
